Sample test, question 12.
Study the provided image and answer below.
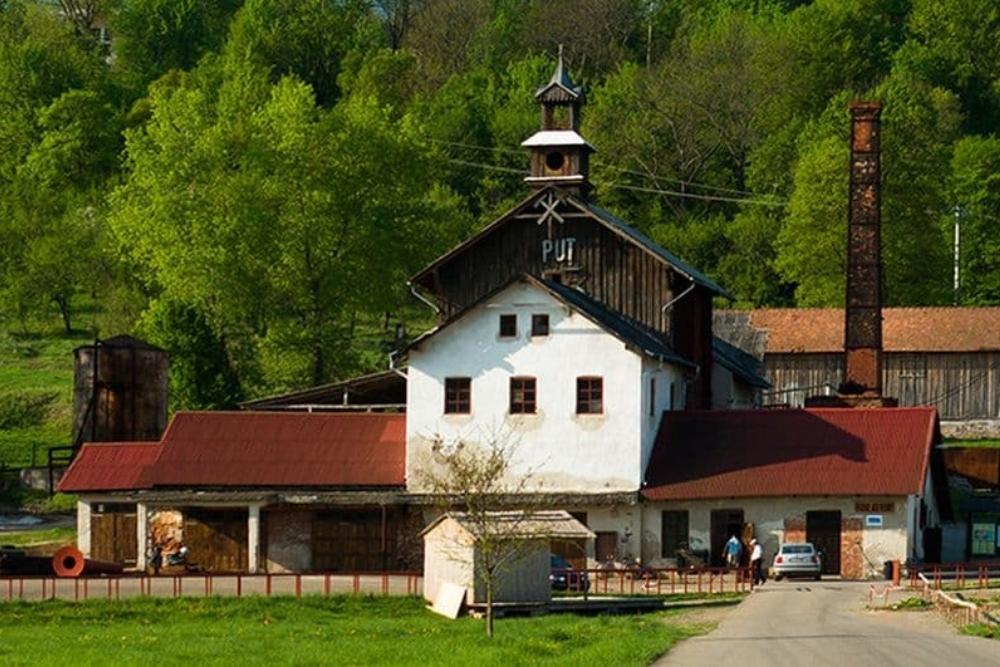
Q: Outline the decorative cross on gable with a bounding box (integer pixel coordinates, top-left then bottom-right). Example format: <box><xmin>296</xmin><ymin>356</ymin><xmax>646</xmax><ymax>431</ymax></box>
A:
<box><xmin>534</xmin><ymin>191</ymin><xmax>565</xmax><ymax>238</ymax></box>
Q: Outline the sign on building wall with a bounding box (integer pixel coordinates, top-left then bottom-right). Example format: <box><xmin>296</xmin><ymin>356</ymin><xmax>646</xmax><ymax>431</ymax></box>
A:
<box><xmin>971</xmin><ymin>522</ymin><xmax>997</xmax><ymax>555</ymax></box>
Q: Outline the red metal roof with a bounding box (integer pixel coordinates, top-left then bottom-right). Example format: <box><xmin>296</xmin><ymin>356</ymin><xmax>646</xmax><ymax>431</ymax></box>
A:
<box><xmin>58</xmin><ymin>442</ymin><xmax>162</xmax><ymax>493</ymax></box>
<box><xmin>643</xmin><ymin>407</ymin><xmax>939</xmax><ymax>501</ymax></box>
<box><xmin>136</xmin><ymin>412</ymin><xmax>406</xmax><ymax>488</ymax></box>
<box><xmin>731</xmin><ymin>308</ymin><xmax>1000</xmax><ymax>353</ymax></box>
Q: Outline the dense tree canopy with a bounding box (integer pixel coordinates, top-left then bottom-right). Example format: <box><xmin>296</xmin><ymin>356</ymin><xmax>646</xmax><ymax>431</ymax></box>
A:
<box><xmin>3</xmin><ymin>0</ymin><xmax>1000</xmax><ymax>406</ymax></box>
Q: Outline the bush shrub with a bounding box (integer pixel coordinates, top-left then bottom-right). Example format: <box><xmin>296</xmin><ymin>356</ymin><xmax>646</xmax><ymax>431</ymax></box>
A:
<box><xmin>0</xmin><ymin>391</ymin><xmax>58</xmax><ymax>430</ymax></box>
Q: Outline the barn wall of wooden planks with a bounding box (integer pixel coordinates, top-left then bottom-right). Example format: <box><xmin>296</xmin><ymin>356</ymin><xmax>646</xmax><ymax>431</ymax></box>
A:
<box><xmin>763</xmin><ymin>352</ymin><xmax>1000</xmax><ymax>420</ymax></box>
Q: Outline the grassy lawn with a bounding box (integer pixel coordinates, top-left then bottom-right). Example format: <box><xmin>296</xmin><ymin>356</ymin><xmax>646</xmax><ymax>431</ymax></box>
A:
<box><xmin>940</xmin><ymin>439</ymin><xmax>1000</xmax><ymax>449</ymax></box>
<box><xmin>0</xmin><ymin>595</ymin><xmax>714</xmax><ymax>666</ymax></box>
<box><xmin>0</xmin><ymin>320</ymin><xmax>85</xmax><ymax>468</ymax></box>
<box><xmin>0</xmin><ymin>524</ymin><xmax>76</xmax><ymax>548</ymax></box>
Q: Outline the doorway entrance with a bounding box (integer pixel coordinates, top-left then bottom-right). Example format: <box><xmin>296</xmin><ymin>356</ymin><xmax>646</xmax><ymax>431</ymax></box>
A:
<box><xmin>806</xmin><ymin>510</ymin><xmax>841</xmax><ymax>575</ymax></box>
<box><xmin>710</xmin><ymin>509</ymin><xmax>745</xmax><ymax>566</ymax></box>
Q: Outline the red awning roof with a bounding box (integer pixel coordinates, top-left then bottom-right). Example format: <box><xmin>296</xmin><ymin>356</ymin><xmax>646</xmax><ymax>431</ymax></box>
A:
<box><xmin>731</xmin><ymin>308</ymin><xmax>1000</xmax><ymax>353</ymax></box>
<box><xmin>60</xmin><ymin>412</ymin><xmax>406</xmax><ymax>492</ymax></box>
<box><xmin>58</xmin><ymin>442</ymin><xmax>162</xmax><ymax>492</ymax></box>
<box><xmin>643</xmin><ymin>407</ymin><xmax>939</xmax><ymax>501</ymax></box>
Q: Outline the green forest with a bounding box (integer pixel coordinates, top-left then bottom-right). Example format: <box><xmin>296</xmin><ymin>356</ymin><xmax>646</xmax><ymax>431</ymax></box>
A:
<box><xmin>2</xmin><ymin>0</ymin><xmax>1000</xmax><ymax>409</ymax></box>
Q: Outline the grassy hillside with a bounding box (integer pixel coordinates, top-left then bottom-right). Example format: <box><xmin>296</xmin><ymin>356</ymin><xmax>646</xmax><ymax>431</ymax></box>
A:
<box><xmin>0</xmin><ymin>320</ymin><xmax>83</xmax><ymax>468</ymax></box>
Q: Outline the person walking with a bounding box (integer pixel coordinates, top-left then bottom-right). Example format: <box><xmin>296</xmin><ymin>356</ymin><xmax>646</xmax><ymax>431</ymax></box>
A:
<box><xmin>724</xmin><ymin>534</ymin><xmax>742</xmax><ymax>569</ymax></box>
<box><xmin>750</xmin><ymin>538</ymin><xmax>764</xmax><ymax>586</ymax></box>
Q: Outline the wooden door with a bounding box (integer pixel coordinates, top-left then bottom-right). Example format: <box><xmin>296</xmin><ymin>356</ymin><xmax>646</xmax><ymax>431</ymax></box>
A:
<box><xmin>806</xmin><ymin>511</ymin><xmax>841</xmax><ymax>575</ymax></box>
<box><xmin>595</xmin><ymin>531</ymin><xmax>618</xmax><ymax>563</ymax></box>
<box><xmin>710</xmin><ymin>509</ymin><xmax>745</xmax><ymax>566</ymax></box>
<box><xmin>91</xmin><ymin>505</ymin><xmax>137</xmax><ymax>565</ymax></box>
<box><xmin>184</xmin><ymin>509</ymin><xmax>248</xmax><ymax>572</ymax></box>
<box><xmin>313</xmin><ymin>509</ymin><xmax>394</xmax><ymax>572</ymax></box>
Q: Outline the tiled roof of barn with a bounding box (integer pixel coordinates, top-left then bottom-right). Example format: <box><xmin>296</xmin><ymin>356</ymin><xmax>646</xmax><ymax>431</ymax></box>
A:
<box><xmin>58</xmin><ymin>442</ymin><xmax>162</xmax><ymax>492</ymax></box>
<box><xmin>643</xmin><ymin>407</ymin><xmax>939</xmax><ymax>500</ymax></box>
<box><xmin>137</xmin><ymin>412</ymin><xmax>405</xmax><ymax>489</ymax></box>
<box><xmin>729</xmin><ymin>308</ymin><xmax>1000</xmax><ymax>353</ymax></box>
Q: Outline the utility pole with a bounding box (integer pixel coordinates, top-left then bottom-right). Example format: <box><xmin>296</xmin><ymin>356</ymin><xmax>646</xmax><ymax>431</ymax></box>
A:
<box><xmin>953</xmin><ymin>206</ymin><xmax>962</xmax><ymax>305</ymax></box>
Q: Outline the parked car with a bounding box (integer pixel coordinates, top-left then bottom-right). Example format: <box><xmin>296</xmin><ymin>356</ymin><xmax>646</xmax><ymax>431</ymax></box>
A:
<box><xmin>772</xmin><ymin>542</ymin><xmax>822</xmax><ymax>581</ymax></box>
<box><xmin>550</xmin><ymin>554</ymin><xmax>590</xmax><ymax>592</ymax></box>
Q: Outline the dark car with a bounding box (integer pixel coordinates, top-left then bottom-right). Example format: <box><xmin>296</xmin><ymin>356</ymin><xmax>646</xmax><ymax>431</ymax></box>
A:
<box><xmin>550</xmin><ymin>554</ymin><xmax>591</xmax><ymax>592</ymax></box>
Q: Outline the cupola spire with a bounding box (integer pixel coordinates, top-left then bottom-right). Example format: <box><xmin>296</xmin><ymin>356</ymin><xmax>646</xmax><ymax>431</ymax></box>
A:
<box><xmin>522</xmin><ymin>46</ymin><xmax>593</xmax><ymax>196</ymax></box>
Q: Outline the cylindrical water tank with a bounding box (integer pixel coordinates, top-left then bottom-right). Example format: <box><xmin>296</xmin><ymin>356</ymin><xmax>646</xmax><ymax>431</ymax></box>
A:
<box><xmin>72</xmin><ymin>335</ymin><xmax>169</xmax><ymax>444</ymax></box>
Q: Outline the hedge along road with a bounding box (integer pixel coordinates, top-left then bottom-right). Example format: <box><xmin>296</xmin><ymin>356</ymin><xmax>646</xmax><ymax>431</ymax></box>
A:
<box><xmin>656</xmin><ymin>580</ymin><xmax>1000</xmax><ymax>667</ymax></box>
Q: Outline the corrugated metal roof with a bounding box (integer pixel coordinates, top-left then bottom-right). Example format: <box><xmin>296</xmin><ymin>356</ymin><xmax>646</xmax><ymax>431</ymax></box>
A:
<box><xmin>643</xmin><ymin>407</ymin><xmax>939</xmax><ymax>500</ymax></box>
<box><xmin>422</xmin><ymin>511</ymin><xmax>595</xmax><ymax>540</ymax></box>
<box><xmin>712</xmin><ymin>337</ymin><xmax>770</xmax><ymax>389</ymax></box>
<box><xmin>58</xmin><ymin>442</ymin><xmax>162</xmax><ymax>492</ymax></box>
<box><xmin>728</xmin><ymin>308</ymin><xmax>1000</xmax><ymax>353</ymax></box>
<box><xmin>137</xmin><ymin>412</ymin><xmax>405</xmax><ymax>488</ymax></box>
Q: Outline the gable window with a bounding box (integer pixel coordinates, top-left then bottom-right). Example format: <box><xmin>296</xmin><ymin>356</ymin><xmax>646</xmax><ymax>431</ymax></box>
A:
<box><xmin>531</xmin><ymin>314</ymin><xmax>550</xmax><ymax>337</ymax></box>
<box><xmin>576</xmin><ymin>376</ymin><xmax>603</xmax><ymax>414</ymax></box>
<box><xmin>499</xmin><ymin>314</ymin><xmax>517</xmax><ymax>337</ymax></box>
<box><xmin>661</xmin><ymin>510</ymin><xmax>689</xmax><ymax>559</ymax></box>
<box><xmin>444</xmin><ymin>377</ymin><xmax>471</xmax><ymax>414</ymax></box>
<box><xmin>509</xmin><ymin>377</ymin><xmax>537</xmax><ymax>414</ymax></box>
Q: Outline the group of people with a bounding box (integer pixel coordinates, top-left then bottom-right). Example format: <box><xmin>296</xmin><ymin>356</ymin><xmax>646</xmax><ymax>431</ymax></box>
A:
<box><xmin>724</xmin><ymin>534</ymin><xmax>765</xmax><ymax>585</ymax></box>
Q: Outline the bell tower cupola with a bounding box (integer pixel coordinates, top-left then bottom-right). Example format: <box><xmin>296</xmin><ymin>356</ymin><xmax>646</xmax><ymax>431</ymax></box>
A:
<box><xmin>523</xmin><ymin>46</ymin><xmax>594</xmax><ymax>196</ymax></box>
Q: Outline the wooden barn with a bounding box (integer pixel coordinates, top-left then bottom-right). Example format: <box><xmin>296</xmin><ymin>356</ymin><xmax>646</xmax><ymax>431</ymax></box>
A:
<box><xmin>59</xmin><ymin>412</ymin><xmax>424</xmax><ymax>574</ymax></box>
<box><xmin>717</xmin><ymin>308</ymin><xmax>1000</xmax><ymax>432</ymax></box>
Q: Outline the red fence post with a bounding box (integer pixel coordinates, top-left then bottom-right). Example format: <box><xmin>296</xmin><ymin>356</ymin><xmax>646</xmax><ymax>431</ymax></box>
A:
<box><xmin>324</xmin><ymin>574</ymin><xmax>331</xmax><ymax>597</ymax></box>
<box><xmin>236</xmin><ymin>575</ymin><xmax>242</xmax><ymax>598</ymax></box>
<box><xmin>266</xmin><ymin>574</ymin><xmax>272</xmax><ymax>597</ymax></box>
<box><xmin>295</xmin><ymin>574</ymin><xmax>302</xmax><ymax>599</ymax></box>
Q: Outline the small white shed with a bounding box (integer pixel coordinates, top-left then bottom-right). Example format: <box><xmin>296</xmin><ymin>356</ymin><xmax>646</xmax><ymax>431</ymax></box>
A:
<box><xmin>421</xmin><ymin>510</ymin><xmax>594</xmax><ymax>606</ymax></box>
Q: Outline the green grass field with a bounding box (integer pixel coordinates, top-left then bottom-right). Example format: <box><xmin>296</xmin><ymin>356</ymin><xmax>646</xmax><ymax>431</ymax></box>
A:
<box><xmin>0</xmin><ymin>595</ymin><xmax>712</xmax><ymax>666</ymax></box>
<box><xmin>0</xmin><ymin>321</ymin><xmax>85</xmax><ymax>468</ymax></box>
<box><xmin>0</xmin><ymin>524</ymin><xmax>76</xmax><ymax>548</ymax></box>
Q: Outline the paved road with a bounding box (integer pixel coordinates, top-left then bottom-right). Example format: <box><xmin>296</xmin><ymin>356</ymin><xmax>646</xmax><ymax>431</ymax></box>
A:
<box><xmin>658</xmin><ymin>580</ymin><xmax>1000</xmax><ymax>667</ymax></box>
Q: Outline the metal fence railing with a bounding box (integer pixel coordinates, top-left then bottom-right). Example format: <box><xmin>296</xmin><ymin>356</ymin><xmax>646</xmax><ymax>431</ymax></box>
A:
<box><xmin>552</xmin><ymin>566</ymin><xmax>754</xmax><ymax>597</ymax></box>
<box><xmin>1</xmin><ymin>572</ymin><xmax>423</xmax><ymax>603</ymax></box>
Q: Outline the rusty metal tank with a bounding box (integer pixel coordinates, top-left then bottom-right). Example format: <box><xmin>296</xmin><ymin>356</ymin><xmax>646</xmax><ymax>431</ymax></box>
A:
<box><xmin>72</xmin><ymin>335</ymin><xmax>168</xmax><ymax>444</ymax></box>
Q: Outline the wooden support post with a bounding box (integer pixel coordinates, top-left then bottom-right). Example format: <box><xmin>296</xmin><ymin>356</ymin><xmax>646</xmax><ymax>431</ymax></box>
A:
<box><xmin>247</xmin><ymin>504</ymin><xmax>262</xmax><ymax>574</ymax></box>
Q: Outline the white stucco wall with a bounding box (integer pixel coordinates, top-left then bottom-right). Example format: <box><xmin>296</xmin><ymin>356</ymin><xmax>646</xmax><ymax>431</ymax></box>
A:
<box><xmin>407</xmin><ymin>280</ymin><xmax>686</xmax><ymax>494</ymax></box>
<box><xmin>642</xmin><ymin>496</ymin><xmax>912</xmax><ymax>578</ymax></box>
<box><xmin>640</xmin><ymin>358</ymin><xmax>686</xmax><ymax>473</ymax></box>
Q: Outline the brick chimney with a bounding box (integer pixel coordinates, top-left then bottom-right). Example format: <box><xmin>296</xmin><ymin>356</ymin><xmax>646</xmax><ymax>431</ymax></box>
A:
<box><xmin>806</xmin><ymin>101</ymin><xmax>897</xmax><ymax>409</ymax></box>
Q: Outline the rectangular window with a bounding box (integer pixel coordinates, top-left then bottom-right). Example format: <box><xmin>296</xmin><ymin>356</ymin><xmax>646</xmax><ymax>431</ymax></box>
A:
<box><xmin>661</xmin><ymin>510</ymin><xmax>689</xmax><ymax>559</ymax></box>
<box><xmin>499</xmin><ymin>314</ymin><xmax>517</xmax><ymax>337</ymax></box>
<box><xmin>509</xmin><ymin>377</ymin><xmax>537</xmax><ymax>414</ymax></box>
<box><xmin>531</xmin><ymin>313</ymin><xmax>549</xmax><ymax>337</ymax></box>
<box><xmin>576</xmin><ymin>376</ymin><xmax>603</xmax><ymax>414</ymax></box>
<box><xmin>444</xmin><ymin>377</ymin><xmax>471</xmax><ymax>414</ymax></box>
<box><xmin>649</xmin><ymin>378</ymin><xmax>656</xmax><ymax>417</ymax></box>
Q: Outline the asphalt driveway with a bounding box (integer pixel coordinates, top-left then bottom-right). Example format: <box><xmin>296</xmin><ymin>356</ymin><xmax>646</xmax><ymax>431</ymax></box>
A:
<box><xmin>657</xmin><ymin>580</ymin><xmax>1000</xmax><ymax>667</ymax></box>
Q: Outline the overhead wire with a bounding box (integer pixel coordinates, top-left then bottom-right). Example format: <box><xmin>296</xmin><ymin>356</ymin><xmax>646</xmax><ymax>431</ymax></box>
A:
<box><xmin>423</xmin><ymin>137</ymin><xmax>787</xmax><ymax>202</ymax></box>
<box><xmin>434</xmin><ymin>154</ymin><xmax>787</xmax><ymax>208</ymax></box>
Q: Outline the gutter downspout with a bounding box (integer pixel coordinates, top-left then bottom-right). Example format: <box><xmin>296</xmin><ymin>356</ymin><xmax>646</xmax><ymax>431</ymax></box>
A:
<box><xmin>387</xmin><ymin>350</ymin><xmax>407</xmax><ymax>379</ymax></box>
<box><xmin>408</xmin><ymin>281</ymin><xmax>440</xmax><ymax>315</ymax></box>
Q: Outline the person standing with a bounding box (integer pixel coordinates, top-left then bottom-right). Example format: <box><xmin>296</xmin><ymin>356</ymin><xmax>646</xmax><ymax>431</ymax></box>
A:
<box><xmin>724</xmin><ymin>534</ymin><xmax>742</xmax><ymax>569</ymax></box>
<box><xmin>750</xmin><ymin>538</ymin><xmax>764</xmax><ymax>585</ymax></box>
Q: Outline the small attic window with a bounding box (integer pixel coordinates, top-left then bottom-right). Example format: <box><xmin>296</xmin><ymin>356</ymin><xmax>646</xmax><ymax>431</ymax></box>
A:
<box><xmin>531</xmin><ymin>314</ymin><xmax>549</xmax><ymax>337</ymax></box>
<box><xmin>499</xmin><ymin>314</ymin><xmax>517</xmax><ymax>337</ymax></box>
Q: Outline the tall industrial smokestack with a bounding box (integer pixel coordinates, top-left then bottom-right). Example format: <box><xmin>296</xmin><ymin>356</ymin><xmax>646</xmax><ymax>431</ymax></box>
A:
<box><xmin>806</xmin><ymin>101</ymin><xmax>896</xmax><ymax>409</ymax></box>
<box><xmin>843</xmin><ymin>101</ymin><xmax>882</xmax><ymax>396</ymax></box>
